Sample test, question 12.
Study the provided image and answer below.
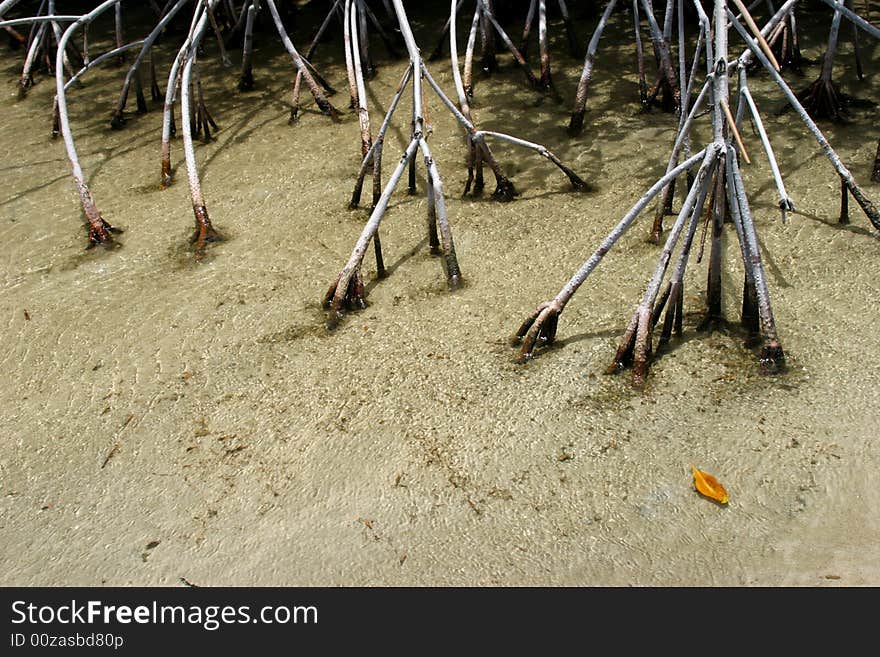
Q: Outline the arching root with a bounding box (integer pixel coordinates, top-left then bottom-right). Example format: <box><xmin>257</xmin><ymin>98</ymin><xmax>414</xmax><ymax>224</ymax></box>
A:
<box><xmin>514</xmin><ymin>302</ymin><xmax>561</xmax><ymax>361</ymax></box>
<box><xmin>766</xmin><ymin>16</ymin><xmax>804</xmax><ymax>73</ymax></box>
<box><xmin>323</xmin><ymin>269</ymin><xmax>367</xmax><ymax>330</ymax></box>
<box><xmin>796</xmin><ymin>77</ymin><xmax>851</xmax><ymax>122</ymax></box>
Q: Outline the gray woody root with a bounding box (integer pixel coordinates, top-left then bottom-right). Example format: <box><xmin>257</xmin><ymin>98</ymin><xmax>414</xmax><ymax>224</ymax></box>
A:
<box><xmin>265</xmin><ymin>0</ymin><xmax>340</xmax><ymax>121</ymax></box>
<box><xmin>515</xmin><ymin>148</ymin><xmax>708</xmax><ymax>362</ymax></box>
<box><xmin>653</xmin><ymin>0</ymin><xmax>798</xmax><ymax>240</ymax></box>
<box><xmin>455</xmin><ymin>0</ymin><xmax>542</xmax><ymax>98</ymax></box>
<box><xmin>651</xmin><ymin>0</ymin><xmax>712</xmax><ymax>241</ymax></box>
<box><xmin>324</xmin><ymin>0</ymin><xmax>462</xmax><ymax>329</ymax></box>
<box><xmin>333</xmin><ymin>0</ymin><xmax>589</xmax><ymax>330</ymax></box>
<box><xmin>110</xmin><ymin>0</ymin><xmax>189</xmax><ymax>129</ymax></box>
<box><xmin>16</xmin><ymin>0</ymin><xmax>878</xmax><ymax>374</ymax></box>
<box><xmin>519</xmin><ymin>0</ymin><xmax>580</xmax><ymax>59</ymax></box>
<box><xmin>567</xmin><ymin>0</ymin><xmax>617</xmax><ymax>134</ymax></box>
<box><xmin>517</xmin><ymin>0</ymin><xmax>796</xmax><ymax>385</ymax></box>
<box><xmin>179</xmin><ymin>0</ymin><xmax>222</xmax><ymax>251</ymax></box>
<box><xmin>568</xmin><ymin>0</ymin><xmax>683</xmax><ymax>134</ymax></box>
<box><xmin>817</xmin><ymin>0</ymin><xmax>880</xmax><ymax>40</ymax></box>
<box><xmin>54</xmin><ymin>0</ymin><xmax>122</xmax><ymax>247</ymax></box>
<box><xmin>440</xmin><ymin>0</ymin><xmax>587</xmax><ymax>195</ymax></box>
<box><xmin>156</xmin><ymin>0</ymin><xmax>341</xmax><ymax>250</ymax></box>
<box><xmin>797</xmin><ymin>0</ymin><xmax>880</xmax><ymax>120</ymax></box>
<box><xmin>728</xmin><ymin>10</ymin><xmax>880</xmax><ymax>229</ymax></box>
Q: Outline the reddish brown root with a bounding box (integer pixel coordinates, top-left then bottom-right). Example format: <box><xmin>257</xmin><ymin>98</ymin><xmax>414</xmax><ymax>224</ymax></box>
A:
<box><xmin>160</xmin><ymin>159</ymin><xmax>173</xmax><ymax>189</ymax></box>
<box><xmin>796</xmin><ymin>77</ymin><xmax>850</xmax><ymax>122</ymax></box>
<box><xmin>5</xmin><ymin>28</ymin><xmax>26</xmax><ymax>48</ymax></box>
<box><xmin>606</xmin><ymin>314</ymin><xmax>638</xmax><ymax>375</ymax></box>
<box><xmin>648</xmin><ymin>216</ymin><xmax>664</xmax><ymax>244</ymax></box>
<box><xmin>656</xmin><ymin>281</ymin><xmax>682</xmax><ymax>348</ymax></box>
<box><xmin>470</xmin><ymin>172</ymin><xmax>484</xmax><ymax>196</ymax></box>
<box><xmin>514</xmin><ymin>304</ymin><xmax>560</xmax><ymax>362</ymax></box>
<box><xmin>644</xmin><ymin>74</ymin><xmax>678</xmax><ymax>114</ymax></box>
<box><xmin>638</xmin><ymin>78</ymin><xmax>649</xmax><ymax>110</ymax></box>
<box><xmin>348</xmin><ymin>183</ymin><xmax>364</xmax><ymax>210</ymax></box>
<box><xmin>550</xmin><ymin>155</ymin><xmax>590</xmax><ymax>192</ymax></box>
<box><xmin>190</xmin><ymin>205</ymin><xmax>222</xmax><ymax>252</ymax></box>
<box><xmin>631</xmin><ymin>358</ymin><xmax>649</xmax><ymax>389</ymax></box>
<box><xmin>86</xmin><ymin>218</ymin><xmax>121</xmax><ymax>249</ymax></box>
<box><xmin>605</xmin><ymin>353</ymin><xmax>632</xmax><ymax>376</ymax></box>
<box><xmin>766</xmin><ymin>21</ymin><xmax>804</xmax><ymax>74</ymax></box>
<box><xmin>843</xmin><ymin>178</ymin><xmax>880</xmax><ymax>229</ymax></box>
<box><xmin>463</xmin><ymin>148</ymin><xmax>482</xmax><ymax>197</ymax></box>
<box><xmin>190</xmin><ymin>223</ymin><xmax>222</xmax><ymax>252</ymax></box>
<box><xmin>539</xmin><ymin>70</ymin><xmax>552</xmax><ymax>93</ymax></box>
<box><xmin>322</xmin><ymin>271</ymin><xmax>367</xmax><ymax>330</ymax></box>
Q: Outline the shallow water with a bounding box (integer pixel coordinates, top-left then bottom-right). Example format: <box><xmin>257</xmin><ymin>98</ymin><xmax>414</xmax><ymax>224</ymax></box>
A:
<box><xmin>1</xmin><ymin>2</ymin><xmax>879</xmax><ymax>586</ymax></box>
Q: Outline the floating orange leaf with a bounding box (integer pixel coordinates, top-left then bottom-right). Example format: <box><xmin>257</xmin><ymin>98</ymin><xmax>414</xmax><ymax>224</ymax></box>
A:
<box><xmin>691</xmin><ymin>464</ymin><xmax>729</xmax><ymax>504</ymax></box>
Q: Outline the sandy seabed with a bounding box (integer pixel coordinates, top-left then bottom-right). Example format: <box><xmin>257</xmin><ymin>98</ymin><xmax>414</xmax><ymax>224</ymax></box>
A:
<box><xmin>1</xmin><ymin>3</ymin><xmax>878</xmax><ymax>586</ymax></box>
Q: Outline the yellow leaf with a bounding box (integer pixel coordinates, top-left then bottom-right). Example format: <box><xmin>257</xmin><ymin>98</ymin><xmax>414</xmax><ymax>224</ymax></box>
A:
<box><xmin>691</xmin><ymin>464</ymin><xmax>729</xmax><ymax>504</ymax></box>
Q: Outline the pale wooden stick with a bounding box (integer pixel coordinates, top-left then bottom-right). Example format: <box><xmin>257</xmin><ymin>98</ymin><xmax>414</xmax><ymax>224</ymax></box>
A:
<box><xmin>731</xmin><ymin>0</ymin><xmax>781</xmax><ymax>71</ymax></box>
<box><xmin>720</xmin><ymin>99</ymin><xmax>750</xmax><ymax>165</ymax></box>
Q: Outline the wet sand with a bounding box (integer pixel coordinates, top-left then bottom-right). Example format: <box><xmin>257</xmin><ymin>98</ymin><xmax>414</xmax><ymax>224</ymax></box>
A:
<box><xmin>1</xmin><ymin>3</ymin><xmax>878</xmax><ymax>586</ymax></box>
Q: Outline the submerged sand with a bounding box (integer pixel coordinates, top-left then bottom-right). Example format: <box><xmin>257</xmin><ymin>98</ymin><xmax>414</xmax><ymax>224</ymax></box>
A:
<box><xmin>1</xmin><ymin>4</ymin><xmax>878</xmax><ymax>586</ymax></box>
